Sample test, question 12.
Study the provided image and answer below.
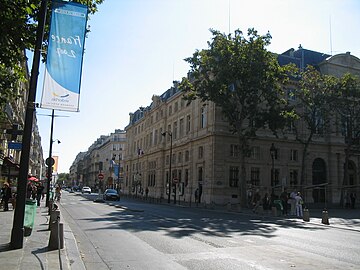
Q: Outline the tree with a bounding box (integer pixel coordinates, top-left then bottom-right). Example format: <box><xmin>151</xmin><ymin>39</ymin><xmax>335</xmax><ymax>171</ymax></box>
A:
<box><xmin>332</xmin><ymin>73</ymin><xmax>360</xmax><ymax>204</ymax></box>
<box><xmin>179</xmin><ymin>28</ymin><xmax>291</xmax><ymax>207</ymax></box>
<box><xmin>288</xmin><ymin>66</ymin><xmax>337</xmax><ymax>189</ymax></box>
<box><xmin>0</xmin><ymin>0</ymin><xmax>104</xmax><ymax>120</ymax></box>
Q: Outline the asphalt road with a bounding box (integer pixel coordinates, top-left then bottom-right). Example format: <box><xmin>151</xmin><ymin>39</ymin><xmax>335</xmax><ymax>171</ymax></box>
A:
<box><xmin>60</xmin><ymin>192</ymin><xmax>360</xmax><ymax>270</ymax></box>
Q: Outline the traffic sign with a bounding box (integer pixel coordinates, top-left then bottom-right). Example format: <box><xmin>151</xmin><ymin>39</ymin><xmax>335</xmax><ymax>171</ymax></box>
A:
<box><xmin>46</xmin><ymin>157</ymin><xmax>55</xmax><ymax>166</ymax></box>
<box><xmin>98</xmin><ymin>173</ymin><xmax>105</xmax><ymax>180</ymax></box>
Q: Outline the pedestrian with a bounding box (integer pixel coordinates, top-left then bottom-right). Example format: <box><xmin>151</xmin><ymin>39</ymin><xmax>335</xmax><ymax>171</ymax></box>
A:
<box><xmin>145</xmin><ymin>187</ymin><xmax>149</xmax><ymax>200</ymax></box>
<box><xmin>289</xmin><ymin>190</ymin><xmax>297</xmax><ymax>216</ymax></box>
<box><xmin>350</xmin><ymin>192</ymin><xmax>356</xmax><ymax>209</ymax></box>
<box><xmin>344</xmin><ymin>191</ymin><xmax>351</xmax><ymax>208</ymax></box>
<box><xmin>252</xmin><ymin>189</ymin><xmax>261</xmax><ymax>213</ymax></box>
<box><xmin>295</xmin><ymin>192</ymin><xmax>303</xmax><ymax>218</ymax></box>
<box><xmin>36</xmin><ymin>182</ymin><xmax>44</xmax><ymax>206</ymax></box>
<box><xmin>194</xmin><ymin>188</ymin><xmax>199</xmax><ymax>203</ymax></box>
<box><xmin>54</xmin><ymin>185</ymin><xmax>61</xmax><ymax>201</ymax></box>
<box><xmin>31</xmin><ymin>184</ymin><xmax>37</xmax><ymax>200</ymax></box>
<box><xmin>1</xmin><ymin>183</ymin><xmax>12</xmax><ymax>211</ymax></box>
<box><xmin>280</xmin><ymin>188</ymin><xmax>289</xmax><ymax>216</ymax></box>
<box><xmin>26</xmin><ymin>182</ymin><xmax>32</xmax><ymax>199</ymax></box>
<box><xmin>262</xmin><ymin>193</ymin><xmax>271</xmax><ymax>214</ymax></box>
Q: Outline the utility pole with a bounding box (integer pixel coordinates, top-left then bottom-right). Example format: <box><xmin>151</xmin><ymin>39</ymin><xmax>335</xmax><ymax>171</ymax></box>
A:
<box><xmin>10</xmin><ymin>0</ymin><xmax>48</xmax><ymax>249</ymax></box>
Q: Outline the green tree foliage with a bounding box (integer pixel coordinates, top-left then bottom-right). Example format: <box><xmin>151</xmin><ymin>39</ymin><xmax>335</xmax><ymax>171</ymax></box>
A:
<box><xmin>332</xmin><ymin>73</ymin><xmax>360</xmax><ymax>189</ymax></box>
<box><xmin>0</xmin><ymin>0</ymin><xmax>104</xmax><ymax>120</ymax></box>
<box><xmin>288</xmin><ymin>66</ymin><xmax>338</xmax><ymax>186</ymax></box>
<box><xmin>179</xmin><ymin>28</ymin><xmax>291</xmax><ymax>207</ymax></box>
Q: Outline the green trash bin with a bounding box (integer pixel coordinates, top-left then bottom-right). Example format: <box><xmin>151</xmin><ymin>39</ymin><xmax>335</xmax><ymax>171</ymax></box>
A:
<box><xmin>24</xmin><ymin>199</ymin><xmax>37</xmax><ymax>237</ymax></box>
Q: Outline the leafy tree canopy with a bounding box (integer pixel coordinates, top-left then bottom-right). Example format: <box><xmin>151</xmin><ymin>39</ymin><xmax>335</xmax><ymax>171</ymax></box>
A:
<box><xmin>180</xmin><ymin>28</ymin><xmax>291</xmax><ymax>141</ymax></box>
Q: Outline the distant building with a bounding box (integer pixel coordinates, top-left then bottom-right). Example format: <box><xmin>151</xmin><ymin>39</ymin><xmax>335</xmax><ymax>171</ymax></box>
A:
<box><xmin>70</xmin><ymin>129</ymin><xmax>126</xmax><ymax>191</ymax></box>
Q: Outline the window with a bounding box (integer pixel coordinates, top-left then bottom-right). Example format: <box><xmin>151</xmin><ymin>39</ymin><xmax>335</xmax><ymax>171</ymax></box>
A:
<box><xmin>250</xmin><ymin>167</ymin><xmax>260</xmax><ymax>186</ymax></box>
<box><xmin>165</xmin><ymin>155</ymin><xmax>169</xmax><ymax>165</ymax></box>
<box><xmin>198</xmin><ymin>167</ymin><xmax>203</xmax><ymax>182</ymax></box>
<box><xmin>179</xmin><ymin>118</ymin><xmax>184</xmax><ymax>137</ymax></box>
<box><xmin>185</xmin><ymin>150</ymin><xmax>190</xmax><ymax>162</ymax></box>
<box><xmin>169</xmin><ymin>105</ymin><xmax>172</xmax><ymax>116</ymax></box>
<box><xmin>230</xmin><ymin>144</ymin><xmax>239</xmax><ymax>157</ymax></box>
<box><xmin>173</xmin><ymin>121</ymin><xmax>177</xmax><ymax>139</ymax></box>
<box><xmin>289</xmin><ymin>169</ymin><xmax>298</xmax><ymax>186</ymax></box>
<box><xmin>185</xmin><ymin>169</ymin><xmax>189</xmax><ymax>186</ymax></box>
<box><xmin>314</xmin><ymin>110</ymin><xmax>324</xmax><ymax>135</ymax></box>
<box><xmin>186</xmin><ymin>115</ymin><xmax>191</xmax><ymax>134</ymax></box>
<box><xmin>229</xmin><ymin>166</ymin><xmax>239</xmax><ymax>187</ymax></box>
<box><xmin>250</xmin><ymin>146</ymin><xmax>260</xmax><ymax>159</ymax></box>
<box><xmin>198</xmin><ymin>146</ymin><xmax>204</xmax><ymax>159</ymax></box>
<box><xmin>178</xmin><ymin>152</ymin><xmax>182</xmax><ymax>163</ymax></box>
<box><xmin>200</xmin><ymin>107</ymin><xmax>207</xmax><ymax>128</ymax></box>
<box><xmin>290</xmin><ymin>149</ymin><xmax>298</xmax><ymax>161</ymax></box>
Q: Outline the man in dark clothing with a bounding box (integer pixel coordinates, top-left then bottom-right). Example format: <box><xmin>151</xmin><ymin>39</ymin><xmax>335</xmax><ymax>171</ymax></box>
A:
<box><xmin>1</xmin><ymin>183</ymin><xmax>12</xmax><ymax>211</ymax></box>
<box><xmin>36</xmin><ymin>182</ymin><xmax>45</xmax><ymax>206</ymax></box>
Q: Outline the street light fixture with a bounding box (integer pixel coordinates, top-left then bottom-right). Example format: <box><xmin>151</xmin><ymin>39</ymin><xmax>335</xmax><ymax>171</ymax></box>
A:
<box><xmin>162</xmin><ymin>131</ymin><xmax>172</xmax><ymax>203</ymax></box>
<box><xmin>270</xmin><ymin>143</ymin><xmax>276</xmax><ymax>190</ymax></box>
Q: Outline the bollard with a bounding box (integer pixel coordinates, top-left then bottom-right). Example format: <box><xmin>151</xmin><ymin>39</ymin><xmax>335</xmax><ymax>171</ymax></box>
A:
<box><xmin>321</xmin><ymin>209</ymin><xmax>330</xmax><ymax>225</ymax></box>
<box><xmin>48</xmin><ymin>221</ymin><xmax>64</xmax><ymax>250</ymax></box>
<box><xmin>48</xmin><ymin>200</ymin><xmax>54</xmax><ymax>215</ymax></box>
<box><xmin>49</xmin><ymin>209</ymin><xmax>60</xmax><ymax>230</ymax></box>
<box><xmin>303</xmin><ymin>208</ymin><xmax>310</xmax><ymax>222</ymax></box>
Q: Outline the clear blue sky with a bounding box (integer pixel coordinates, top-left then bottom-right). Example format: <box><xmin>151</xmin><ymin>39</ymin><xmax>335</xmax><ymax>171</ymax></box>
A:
<box><xmin>35</xmin><ymin>0</ymin><xmax>360</xmax><ymax>174</ymax></box>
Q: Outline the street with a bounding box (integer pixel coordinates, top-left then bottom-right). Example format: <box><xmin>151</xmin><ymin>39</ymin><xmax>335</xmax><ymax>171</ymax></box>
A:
<box><xmin>59</xmin><ymin>191</ymin><xmax>360</xmax><ymax>270</ymax></box>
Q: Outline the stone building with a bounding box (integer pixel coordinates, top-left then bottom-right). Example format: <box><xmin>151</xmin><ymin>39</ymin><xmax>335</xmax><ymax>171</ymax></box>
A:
<box><xmin>70</xmin><ymin>129</ymin><xmax>126</xmax><ymax>191</ymax></box>
<box><xmin>123</xmin><ymin>48</ymin><xmax>360</xmax><ymax>207</ymax></box>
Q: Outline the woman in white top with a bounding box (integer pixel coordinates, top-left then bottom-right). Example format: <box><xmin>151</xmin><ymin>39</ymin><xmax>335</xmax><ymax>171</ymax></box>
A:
<box><xmin>295</xmin><ymin>192</ymin><xmax>303</xmax><ymax>218</ymax></box>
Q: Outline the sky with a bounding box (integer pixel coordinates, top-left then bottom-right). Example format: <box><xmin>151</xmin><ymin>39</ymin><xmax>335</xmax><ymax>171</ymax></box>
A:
<box><xmin>34</xmin><ymin>0</ymin><xmax>360</xmax><ymax>174</ymax></box>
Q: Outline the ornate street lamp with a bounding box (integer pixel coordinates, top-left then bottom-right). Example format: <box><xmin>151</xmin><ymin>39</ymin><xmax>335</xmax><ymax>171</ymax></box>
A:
<box><xmin>270</xmin><ymin>143</ymin><xmax>276</xmax><ymax>190</ymax></box>
<box><xmin>162</xmin><ymin>131</ymin><xmax>172</xmax><ymax>203</ymax></box>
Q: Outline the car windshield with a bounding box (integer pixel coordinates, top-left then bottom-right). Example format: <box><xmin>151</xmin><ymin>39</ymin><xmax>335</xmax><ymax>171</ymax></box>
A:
<box><xmin>106</xmin><ymin>189</ymin><xmax>117</xmax><ymax>194</ymax></box>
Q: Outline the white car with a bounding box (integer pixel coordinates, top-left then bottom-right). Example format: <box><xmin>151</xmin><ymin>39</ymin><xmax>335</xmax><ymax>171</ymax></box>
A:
<box><xmin>81</xmin><ymin>186</ymin><xmax>91</xmax><ymax>194</ymax></box>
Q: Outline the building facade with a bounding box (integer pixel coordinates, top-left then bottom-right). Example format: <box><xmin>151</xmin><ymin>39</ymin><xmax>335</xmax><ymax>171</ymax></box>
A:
<box><xmin>123</xmin><ymin>49</ymin><xmax>360</xmax><ymax>207</ymax></box>
<box><xmin>70</xmin><ymin>129</ymin><xmax>126</xmax><ymax>191</ymax></box>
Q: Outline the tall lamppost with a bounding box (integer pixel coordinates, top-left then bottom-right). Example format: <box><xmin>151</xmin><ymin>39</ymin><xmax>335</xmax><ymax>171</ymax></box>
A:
<box><xmin>270</xmin><ymin>143</ymin><xmax>276</xmax><ymax>192</ymax></box>
<box><xmin>162</xmin><ymin>131</ymin><xmax>172</xmax><ymax>203</ymax></box>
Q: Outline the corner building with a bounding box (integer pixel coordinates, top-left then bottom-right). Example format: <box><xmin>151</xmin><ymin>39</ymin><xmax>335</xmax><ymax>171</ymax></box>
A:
<box><xmin>124</xmin><ymin>48</ymin><xmax>360</xmax><ymax>207</ymax></box>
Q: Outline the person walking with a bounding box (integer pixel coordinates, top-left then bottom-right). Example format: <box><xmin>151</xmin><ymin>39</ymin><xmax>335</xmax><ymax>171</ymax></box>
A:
<box><xmin>350</xmin><ymin>192</ymin><xmax>356</xmax><ymax>209</ymax></box>
<box><xmin>262</xmin><ymin>193</ymin><xmax>271</xmax><ymax>214</ymax></box>
<box><xmin>252</xmin><ymin>189</ymin><xmax>261</xmax><ymax>213</ymax></box>
<box><xmin>280</xmin><ymin>188</ymin><xmax>289</xmax><ymax>216</ymax></box>
<box><xmin>289</xmin><ymin>190</ymin><xmax>297</xmax><ymax>216</ymax></box>
<box><xmin>295</xmin><ymin>192</ymin><xmax>303</xmax><ymax>218</ymax></box>
<box><xmin>1</xmin><ymin>183</ymin><xmax>12</xmax><ymax>211</ymax></box>
<box><xmin>36</xmin><ymin>182</ymin><xmax>44</xmax><ymax>206</ymax></box>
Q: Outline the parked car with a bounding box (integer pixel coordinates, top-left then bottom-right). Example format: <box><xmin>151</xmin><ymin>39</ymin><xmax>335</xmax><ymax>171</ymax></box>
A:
<box><xmin>81</xmin><ymin>186</ymin><xmax>91</xmax><ymax>194</ymax></box>
<box><xmin>103</xmin><ymin>189</ymin><xmax>120</xmax><ymax>201</ymax></box>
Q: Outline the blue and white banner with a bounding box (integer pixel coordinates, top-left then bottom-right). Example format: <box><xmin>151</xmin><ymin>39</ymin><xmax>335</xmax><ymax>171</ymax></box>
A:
<box><xmin>41</xmin><ymin>0</ymin><xmax>88</xmax><ymax>112</ymax></box>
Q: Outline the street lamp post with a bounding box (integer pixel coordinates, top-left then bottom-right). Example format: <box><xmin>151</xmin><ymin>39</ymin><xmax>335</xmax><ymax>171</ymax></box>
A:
<box><xmin>162</xmin><ymin>131</ymin><xmax>172</xmax><ymax>203</ymax></box>
<box><xmin>270</xmin><ymin>143</ymin><xmax>276</xmax><ymax>192</ymax></box>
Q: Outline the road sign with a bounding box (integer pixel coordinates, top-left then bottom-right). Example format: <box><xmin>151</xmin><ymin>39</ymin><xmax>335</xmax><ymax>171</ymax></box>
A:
<box><xmin>45</xmin><ymin>157</ymin><xmax>55</xmax><ymax>166</ymax></box>
<box><xmin>8</xmin><ymin>142</ymin><xmax>22</xmax><ymax>150</ymax></box>
<box><xmin>98</xmin><ymin>173</ymin><xmax>105</xmax><ymax>180</ymax></box>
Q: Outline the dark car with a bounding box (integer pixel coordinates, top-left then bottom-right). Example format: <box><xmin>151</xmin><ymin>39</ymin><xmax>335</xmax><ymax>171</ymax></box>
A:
<box><xmin>103</xmin><ymin>189</ymin><xmax>120</xmax><ymax>201</ymax></box>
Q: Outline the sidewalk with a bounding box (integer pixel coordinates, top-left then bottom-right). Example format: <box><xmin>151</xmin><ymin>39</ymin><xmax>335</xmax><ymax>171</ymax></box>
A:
<box><xmin>0</xmin><ymin>201</ymin><xmax>85</xmax><ymax>270</ymax></box>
